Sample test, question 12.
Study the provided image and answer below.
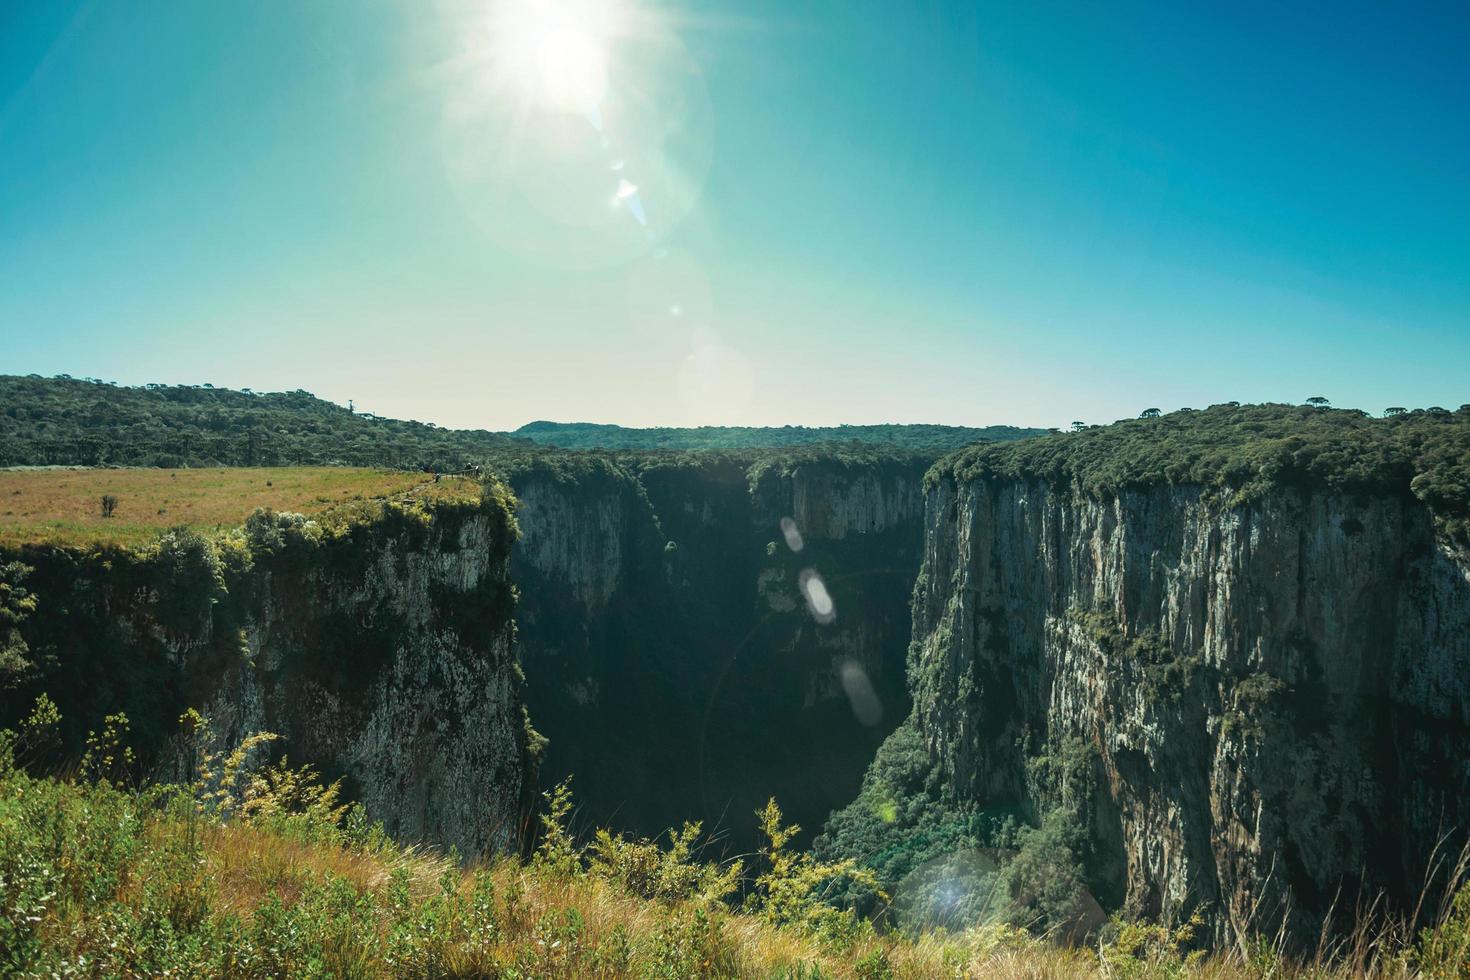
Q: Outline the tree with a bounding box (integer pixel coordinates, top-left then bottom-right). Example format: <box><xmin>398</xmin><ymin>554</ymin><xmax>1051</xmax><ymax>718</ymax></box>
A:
<box><xmin>1139</xmin><ymin>408</ymin><xmax>1161</xmax><ymax>419</ymax></box>
<box><xmin>1306</xmin><ymin>396</ymin><xmax>1330</xmax><ymax>407</ymax></box>
<box><xmin>100</xmin><ymin>494</ymin><xmax>118</xmax><ymax>518</ymax></box>
<box><xmin>0</xmin><ymin>561</ymin><xmax>39</xmax><ymax>688</ymax></box>
<box><xmin>1070</xmin><ymin>421</ymin><xmax>1086</xmax><ymax>432</ymax></box>
<box><xmin>1384</xmin><ymin>407</ymin><xmax>1407</xmax><ymax>417</ymax></box>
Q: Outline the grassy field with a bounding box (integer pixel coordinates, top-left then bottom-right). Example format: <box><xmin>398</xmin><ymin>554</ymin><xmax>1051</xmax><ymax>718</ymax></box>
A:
<box><xmin>0</xmin><ymin>467</ymin><xmax>481</xmax><ymax>549</ymax></box>
<box><xmin>2</xmin><ymin>743</ymin><xmax>1466</xmax><ymax>979</ymax></box>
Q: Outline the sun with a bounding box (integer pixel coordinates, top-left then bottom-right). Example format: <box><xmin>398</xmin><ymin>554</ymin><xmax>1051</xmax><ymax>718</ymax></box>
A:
<box><xmin>486</xmin><ymin>0</ymin><xmax>626</xmax><ymax>112</ymax></box>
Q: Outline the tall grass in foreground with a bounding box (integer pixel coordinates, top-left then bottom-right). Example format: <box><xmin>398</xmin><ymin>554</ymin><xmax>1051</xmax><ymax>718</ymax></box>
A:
<box><xmin>1</xmin><ymin>700</ymin><xmax>1467</xmax><ymax>978</ymax></box>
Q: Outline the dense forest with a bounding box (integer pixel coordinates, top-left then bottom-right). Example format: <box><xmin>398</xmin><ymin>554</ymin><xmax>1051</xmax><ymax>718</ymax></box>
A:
<box><xmin>940</xmin><ymin>402</ymin><xmax>1470</xmax><ymax>542</ymax></box>
<box><xmin>0</xmin><ymin>375</ymin><xmax>518</xmax><ymax>471</ymax></box>
<box><xmin>513</xmin><ymin>420</ymin><xmax>1048</xmax><ymax>451</ymax></box>
<box><xmin>0</xmin><ymin>377</ymin><xmax>1038</xmax><ymax>471</ymax></box>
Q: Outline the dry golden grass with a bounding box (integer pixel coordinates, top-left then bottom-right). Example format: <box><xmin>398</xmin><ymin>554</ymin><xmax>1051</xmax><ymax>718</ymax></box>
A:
<box><xmin>0</xmin><ymin>467</ymin><xmax>480</xmax><ymax>548</ymax></box>
<box><xmin>17</xmin><ymin>777</ymin><xmax>1463</xmax><ymax>980</ymax></box>
<box><xmin>172</xmin><ymin>825</ymin><xmax>1449</xmax><ymax>979</ymax></box>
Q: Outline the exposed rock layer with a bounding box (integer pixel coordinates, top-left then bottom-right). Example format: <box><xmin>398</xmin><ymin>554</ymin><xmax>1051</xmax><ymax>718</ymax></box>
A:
<box><xmin>905</xmin><ymin>475</ymin><xmax>1470</xmax><ymax>938</ymax></box>
<box><xmin>3</xmin><ymin>498</ymin><xmax>534</xmax><ymax>857</ymax></box>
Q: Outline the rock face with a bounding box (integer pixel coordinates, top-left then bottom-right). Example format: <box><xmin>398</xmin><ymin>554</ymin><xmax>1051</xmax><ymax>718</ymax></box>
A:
<box><xmin>203</xmin><ymin>506</ymin><xmax>533</xmax><ymax>857</ymax></box>
<box><xmin>906</xmin><ymin>474</ymin><xmax>1470</xmax><ymax>939</ymax></box>
<box><xmin>3</xmin><ymin>496</ymin><xmax>535</xmax><ymax>858</ymax></box>
<box><xmin>505</xmin><ymin>452</ymin><xmax>931</xmax><ymax>851</ymax></box>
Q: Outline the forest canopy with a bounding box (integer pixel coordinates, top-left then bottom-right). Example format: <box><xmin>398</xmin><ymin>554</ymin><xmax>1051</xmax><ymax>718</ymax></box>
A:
<box><xmin>0</xmin><ymin>376</ymin><xmax>1036</xmax><ymax>470</ymax></box>
<box><xmin>935</xmin><ymin>402</ymin><xmax>1470</xmax><ymax>542</ymax></box>
<box><xmin>512</xmin><ymin>420</ymin><xmax>1047</xmax><ymax>451</ymax></box>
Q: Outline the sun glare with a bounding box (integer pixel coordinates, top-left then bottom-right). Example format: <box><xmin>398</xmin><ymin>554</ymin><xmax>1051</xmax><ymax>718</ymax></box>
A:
<box><xmin>487</xmin><ymin>0</ymin><xmax>625</xmax><ymax>112</ymax></box>
<box><xmin>443</xmin><ymin>0</ymin><xmax>713</xmax><ymax>264</ymax></box>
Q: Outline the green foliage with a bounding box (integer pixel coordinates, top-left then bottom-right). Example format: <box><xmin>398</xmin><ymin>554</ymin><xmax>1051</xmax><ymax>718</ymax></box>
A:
<box><xmin>1025</xmin><ymin>734</ymin><xmax>1098</xmax><ymax>813</ymax></box>
<box><xmin>889</xmin><ymin>849</ymin><xmax>1009</xmax><ymax>935</ymax></box>
<box><xmin>1222</xmin><ymin>672</ymin><xmax>1289</xmax><ymax>738</ymax></box>
<box><xmin>1</xmin><ymin>696</ymin><xmax>1466</xmax><ymax>978</ymax></box>
<box><xmin>0</xmin><ymin>693</ymin><xmax>60</xmax><ymax>774</ymax></box>
<box><xmin>0</xmin><ymin>375</ymin><xmax>1048</xmax><ymax>474</ymax></box>
<box><xmin>0</xmin><ymin>374</ymin><xmax>518</xmax><ymax>470</ymax></box>
<box><xmin>589</xmin><ymin>821</ymin><xmax>743</xmax><ymax>906</ymax></box>
<box><xmin>816</xmin><ymin>719</ymin><xmax>1010</xmax><ymax>917</ymax></box>
<box><xmin>0</xmin><ymin>560</ymin><xmax>37</xmax><ymax>687</ymax></box>
<box><xmin>1071</xmin><ymin>610</ymin><xmax>1202</xmax><ymax>705</ymax></box>
<box><xmin>643</xmin><ymin>904</ymin><xmax>740</xmax><ymax>978</ymax></box>
<box><xmin>535</xmin><ymin>777</ymin><xmax>585</xmax><ymax>878</ymax></box>
<box><xmin>1001</xmin><ymin>806</ymin><xmax>1090</xmax><ymax>935</ymax></box>
<box><xmin>79</xmin><ymin>711</ymin><xmax>136</xmax><ymax>789</ymax></box>
<box><xmin>748</xmin><ymin>797</ymin><xmax>885</xmax><ymax>946</ymax></box>
<box><xmin>935</xmin><ymin>402</ymin><xmax>1470</xmax><ymax>543</ymax></box>
<box><xmin>1417</xmin><ymin>883</ymin><xmax>1470</xmax><ymax>979</ymax></box>
<box><xmin>146</xmin><ymin>526</ymin><xmax>229</xmax><ymax>634</ymax></box>
<box><xmin>513</xmin><ymin>419</ymin><xmax>1047</xmax><ymax>452</ymax></box>
<box><xmin>0</xmin><ymin>481</ymin><xmax>519</xmax><ymax>783</ymax></box>
<box><xmin>1097</xmin><ymin>912</ymin><xmax>1206</xmax><ymax>980</ymax></box>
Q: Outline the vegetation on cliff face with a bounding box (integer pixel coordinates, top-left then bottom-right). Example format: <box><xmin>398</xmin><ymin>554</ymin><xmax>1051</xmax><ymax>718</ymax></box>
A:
<box><xmin>814</xmin><ymin>721</ymin><xmax>1103</xmax><ymax>939</ymax></box>
<box><xmin>872</xmin><ymin>425</ymin><xmax>1470</xmax><ymax>947</ymax></box>
<box><xmin>3</xmin><ymin>704</ymin><xmax>1468</xmax><ymax>979</ymax></box>
<box><xmin>0</xmin><ymin>475</ymin><xmax>524</xmax><ymax>814</ymax></box>
<box><xmin>935</xmin><ymin>403</ymin><xmax>1470</xmax><ymax>541</ymax></box>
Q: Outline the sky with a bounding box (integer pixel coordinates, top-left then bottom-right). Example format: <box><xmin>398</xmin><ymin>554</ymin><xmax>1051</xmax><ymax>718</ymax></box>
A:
<box><xmin>1</xmin><ymin>0</ymin><xmax>1467</xmax><ymax>431</ymax></box>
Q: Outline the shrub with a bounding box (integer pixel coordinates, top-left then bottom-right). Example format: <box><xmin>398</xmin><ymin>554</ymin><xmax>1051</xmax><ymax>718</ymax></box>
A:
<box><xmin>1417</xmin><ymin>883</ymin><xmax>1470</xmax><ymax>979</ymax></box>
<box><xmin>1001</xmin><ymin>806</ymin><xmax>1090</xmax><ymax>936</ymax></box>
<box><xmin>0</xmin><ymin>561</ymin><xmax>37</xmax><ymax>688</ymax></box>
<box><xmin>748</xmin><ymin>798</ymin><xmax>885</xmax><ymax>946</ymax></box>
<box><xmin>589</xmin><ymin>820</ymin><xmax>742</xmax><ymax>905</ymax></box>
<box><xmin>1098</xmin><ymin>912</ymin><xmax>1206</xmax><ymax>980</ymax></box>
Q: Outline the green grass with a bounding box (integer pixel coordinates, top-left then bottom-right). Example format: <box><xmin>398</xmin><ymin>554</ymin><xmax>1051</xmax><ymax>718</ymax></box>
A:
<box><xmin>0</xmin><ymin>467</ymin><xmax>480</xmax><ymax>549</ymax></box>
<box><xmin>3</xmin><ymin>705</ymin><xmax>1468</xmax><ymax>979</ymax></box>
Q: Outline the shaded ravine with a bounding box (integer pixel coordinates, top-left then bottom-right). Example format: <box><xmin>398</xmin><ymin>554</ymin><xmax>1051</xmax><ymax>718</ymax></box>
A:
<box><xmin>502</xmin><ymin>451</ymin><xmax>933</xmax><ymax>855</ymax></box>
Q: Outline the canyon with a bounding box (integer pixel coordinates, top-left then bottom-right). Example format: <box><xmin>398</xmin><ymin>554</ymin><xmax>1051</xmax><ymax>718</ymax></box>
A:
<box><xmin>4</xmin><ymin>400</ymin><xmax>1469</xmax><ymax>945</ymax></box>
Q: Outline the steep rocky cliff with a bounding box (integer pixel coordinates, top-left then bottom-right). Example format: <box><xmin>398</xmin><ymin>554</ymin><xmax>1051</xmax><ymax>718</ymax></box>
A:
<box><xmin>501</xmin><ymin>448</ymin><xmax>931</xmax><ymax>851</ymax></box>
<box><xmin>827</xmin><ymin>405</ymin><xmax>1470</xmax><ymax>941</ymax></box>
<box><xmin>2</xmin><ymin>486</ymin><xmax>536</xmax><ymax>857</ymax></box>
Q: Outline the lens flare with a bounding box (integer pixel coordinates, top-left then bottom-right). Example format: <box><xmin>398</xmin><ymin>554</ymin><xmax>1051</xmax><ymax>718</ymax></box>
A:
<box><xmin>798</xmin><ymin>568</ymin><xmax>836</xmax><ymax>625</ymax></box>
<box><xmin>439</xmin><ymin>0</ymin><xmax>714</xmax><ymax>265</ymax></box>
<box><xmin>839</xmin><ymin>658</ymin><xmax>882</xmax><ymax>727</ymax></box>
<box><xmin>780</xmin><ymin>517</ymin><xmax>804</xmax><ymax>552</ymax></box>
<box><xmin>485</xmin><ymin>0</ymin><xmax>623</xmax><ymax>114</ymax></box>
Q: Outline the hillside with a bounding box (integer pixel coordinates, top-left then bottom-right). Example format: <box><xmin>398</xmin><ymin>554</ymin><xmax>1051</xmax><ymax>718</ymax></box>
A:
<box><xmin>0</xmin><ymin>375</ymin><xmax>518</xmax><ymax>471</ymax></box>
<box><xmin>0</xmin><ymin>377</ymin><xmax>1046</xmax><ymax>472</ymax></box>
<box><xmin>514</xmin><ymin>419</ymin><xmax>1049</xmax><ymax>451</ymax></box>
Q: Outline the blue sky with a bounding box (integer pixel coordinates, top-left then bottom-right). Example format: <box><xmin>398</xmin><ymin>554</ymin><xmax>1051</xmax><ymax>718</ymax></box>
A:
<box><xmin>2</xmin><ymin>0</ymin><xmax>1467</xmax><ymax>429</ymax></box>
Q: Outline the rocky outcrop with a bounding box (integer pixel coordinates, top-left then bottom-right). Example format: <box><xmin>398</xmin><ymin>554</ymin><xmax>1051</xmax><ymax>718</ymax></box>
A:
<box><xmin>904</xmin><ymin>474</ymin><xmax>1470</xmax><ymax>940</ymax></box>
<box><xmin>203</xmin><ymin>505</ymin><xmax>532</xmax><ymax>856</ymax></box>
<box><xmin>3</xmin><ymin>493</ymin><xmax>535</xmax><ymax>858</ymax></box>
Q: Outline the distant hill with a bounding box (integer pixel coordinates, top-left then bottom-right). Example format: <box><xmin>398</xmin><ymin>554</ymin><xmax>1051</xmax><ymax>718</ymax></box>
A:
<box><xmin>512</xmin><ymin>420</ymin><xmax>1049</xmax><ymax>451</ymax></box>
<box><xmin>0</xmin><ymin>375</ymin><xmax>517</xmax><ymax>471</ymax></box>
<box><xmin>0</xmin><ymin>376</ymin><xmax>1047</xmax><ymax>470</ymax></box>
